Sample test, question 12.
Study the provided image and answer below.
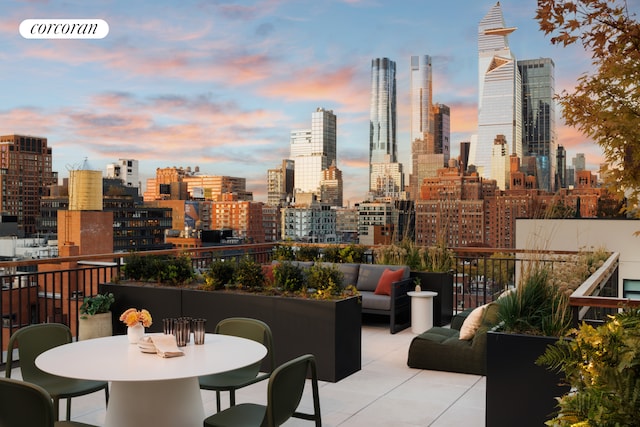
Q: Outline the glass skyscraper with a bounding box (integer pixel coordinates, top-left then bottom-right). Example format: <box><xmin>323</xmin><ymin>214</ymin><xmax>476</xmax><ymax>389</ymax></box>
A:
<box><xmin>290</xmin><ymin>108</ymin><xmax>337</xmax><ymax>198</ymax></box>
<box><xmin>472</xmin><ymin>2</ymin><xmax>522</xmax><ymax>189</ymax></box>
<box><xmin>519</xmin><ymin>58</ymin><xmax>556</xmax><ymax>192</ymax></box>
<box><xmin>369</xmin><ymin>57</ymin><xmax>401</xmax><ymax>195</ymax></box>
<box><xmin>409</xmin><ymin>55</ymin><xmax>435</xmax><ymax>199</ymax></box>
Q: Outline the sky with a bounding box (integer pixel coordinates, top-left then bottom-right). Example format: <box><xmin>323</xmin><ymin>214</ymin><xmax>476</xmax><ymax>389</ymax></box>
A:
<box><xmin>1</xmin><ymin>0</ymin><xmax>634</xmax><ymax>205</ymax></box>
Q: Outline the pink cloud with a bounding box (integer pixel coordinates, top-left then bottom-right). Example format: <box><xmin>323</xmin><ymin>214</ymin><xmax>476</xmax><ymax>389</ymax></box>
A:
<box><xmin>258</xmin><ymin>65</ymin><xmax>368</xmax><ymax>112</ymax></box>
<box><xmin>450</xmin><ymin>102</ymin><xmax>477</xmax><ymax>133</ymax></box>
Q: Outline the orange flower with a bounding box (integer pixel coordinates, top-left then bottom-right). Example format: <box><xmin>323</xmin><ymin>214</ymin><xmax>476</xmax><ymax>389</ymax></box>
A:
<box><xmin>119</xmin><ymin>308</ymin><xmax>153</xmax><ymax>328</ymax></box>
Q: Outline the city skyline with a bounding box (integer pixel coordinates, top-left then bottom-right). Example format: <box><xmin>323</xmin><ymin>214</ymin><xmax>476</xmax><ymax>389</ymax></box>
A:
<box><xmin>1</xmin><ymin>0</ymin><xmax>624</xmax><ymax>204</ymax></box>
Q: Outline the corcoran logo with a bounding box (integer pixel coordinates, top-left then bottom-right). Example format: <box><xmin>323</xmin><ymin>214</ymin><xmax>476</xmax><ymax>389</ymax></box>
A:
<box><xmin>19</xmin><ymin>19</ymin><xmax>109</xmax><ymax>39</ymax></box>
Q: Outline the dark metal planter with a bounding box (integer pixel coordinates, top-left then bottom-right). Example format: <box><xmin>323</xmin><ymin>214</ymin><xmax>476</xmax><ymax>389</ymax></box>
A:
<box><xmin>486</xmin><ymin>329</ymin><xmax>569</xmax><ymax>427</ymax></box>
<box><xmin>409</xmin><ymin>271</ymin><xmax>453</xmax><ymax>326</ymax></box>
<box><xmin>101</xmin><ymin>282</ymin><xmax>362</xmax><ymax>383</ymax></box>
<box><xmin>101</xmin><ymin>282</ymin><xmax>183</xmax><ymax>335</ymax></box>
<box><xmin>182</xmin><ymin>290</ymin><xmax>362</xmax><ymax>382</ymax></box>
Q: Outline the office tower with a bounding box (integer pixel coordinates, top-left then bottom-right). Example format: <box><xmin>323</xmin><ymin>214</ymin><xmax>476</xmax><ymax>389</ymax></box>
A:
<box><xmin>290</xmin><ymin>108</ymin><xmax>337</xmax><ymax>199</ymax></box>
<box><xmin>106</xmin><ymin>159</ymin><xmax>140</xmax><ymax>190</ymax></box>
<box><xmin>370</xmin><ymin>58</ymin><xmax>404</xmax><ymax>197</ymax></box>
<box><xmin>459</xmin><ymin>141</ymin><xmax>471</xmax><ymax>173</ymax></box>
<box><xmin>519</xmin><ymin>58</ymin><xmax>556</xmax><ymax>192</ymax></box>
<box><xmin>320</xmin><ymin>162</ymin><xmax>343</xmax><ymax>207</ymax></box>
<box><xmin>471</xmin><ymin>2</ymin><xmax>522</xmax><ymax>189</ymax></box>
<box><xmin>267</xmin><ymin>159</ymin><xmax>294</xmax><ymax>206</ymax></box>
<box><xmin>556</xmin><ymin>145</ymin><xmax>566</xmax><ymax>189</ymax></box>
<box><xmin>409</xmin><ymin>55</ymin><xmax>435</xmax><ymax>199</ymax></box>
<box><xmin>0</xmin><ymin>134</ymin><xmax>57</xmax><ymax>235</ymax></box>
<box><xmin>491</xmin><ymin>134</ymin><xmax>509</xmax><ymax>190</ymax></box>
<box><xmin>573</xmin><ymin>153</ymin><xmax>586</xmax><ymax>171</ymax></box>
<box><xmin>434</xmin><ymin>104</ymin><xmax>451</xmax><ymax>163</ymax></box>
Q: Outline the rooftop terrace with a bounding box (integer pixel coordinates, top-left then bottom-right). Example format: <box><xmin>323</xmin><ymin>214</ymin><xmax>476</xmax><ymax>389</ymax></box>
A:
<box><xmin>5</xmin><ymin>322</ymin><xmax>486</xmax><ymax>426</ymax></box>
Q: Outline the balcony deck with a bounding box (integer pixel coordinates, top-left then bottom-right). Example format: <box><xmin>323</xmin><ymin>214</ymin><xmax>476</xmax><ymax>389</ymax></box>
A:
<box><xmin>5</xmin><ymin>323</ymin><xmax>485</xmax><ymax>426</ymax></box>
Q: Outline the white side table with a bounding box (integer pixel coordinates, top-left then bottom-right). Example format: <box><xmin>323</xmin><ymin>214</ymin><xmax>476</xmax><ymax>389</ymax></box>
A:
<box><xmin>408</xmin><ymin>291</ymin><xmax>438</xmax><ymax>334</ymax></box>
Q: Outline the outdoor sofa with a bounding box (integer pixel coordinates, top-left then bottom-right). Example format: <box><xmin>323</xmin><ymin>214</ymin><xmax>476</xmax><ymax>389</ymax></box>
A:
<box><xmin>276</xmin><ymin>261</ymin><xmax>413</xmax><ymax>333</ymax></box>
<box><xmin>406</xmin><ymin>302</ymin><xmax>500</xmax><ymax>375</ymax></box>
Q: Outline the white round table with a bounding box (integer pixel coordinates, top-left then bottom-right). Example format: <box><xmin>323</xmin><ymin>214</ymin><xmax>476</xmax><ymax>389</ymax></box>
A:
<box><xmin>408</xmin><ymin>291</ymin><xmax>438</xmax><ymax>334</ymax></box>
<box><xmin>36</xmin><ymin>333</ymin><xmax>267</xmax><ymax>427</ymax></box>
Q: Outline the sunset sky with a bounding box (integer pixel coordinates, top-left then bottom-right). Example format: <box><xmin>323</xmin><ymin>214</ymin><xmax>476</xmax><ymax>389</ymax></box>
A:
<box><xmin>2</xmin><ymin>0</ymin><xmax>632</xmax><ymax>204</ymax></box>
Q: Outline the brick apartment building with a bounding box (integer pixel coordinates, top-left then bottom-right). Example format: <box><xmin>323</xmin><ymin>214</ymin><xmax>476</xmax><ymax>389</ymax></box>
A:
<box><xmin>416</xmin><ymin>159</ymin><xmax>612</xmax><ymax>249</ymax></box>
<box><xmin>0</xmin><ymin>134</ymin><xmax>57</xmax><ymax>235</ymax></box>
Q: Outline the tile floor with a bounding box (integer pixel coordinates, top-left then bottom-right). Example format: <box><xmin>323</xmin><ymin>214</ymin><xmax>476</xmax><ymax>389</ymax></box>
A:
<box><xmin>8</xmin><ymin>324</ymin><xmax>486</xmax><ymax>426</ymax></box>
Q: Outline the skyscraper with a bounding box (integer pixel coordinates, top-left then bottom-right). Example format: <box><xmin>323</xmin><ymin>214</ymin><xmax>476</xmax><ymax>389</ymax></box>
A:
<box><xmin>267</xmin><ymin>159</ymin><xmax>294</xmax><ymax>206</ymax></box>
<box><xmin>434</xmin><ymin>103</ymin><xmax>451</xmax><ymax>163</ymax></box>
<box><xmin>409</xmin><ymin>55</ymin><xmax>435</xmax><ymax>199</ymax></box>
<box><xmin>573</xmin><ymin>153</ymin><xmax>586</xmax><ymax>172</ymax></box>
<box><xmin>0</xmin><ymin>134</ymin><xmax>57</xmax><ymax>235</ymax></box>
<box><xmin>556</xmin><ymin>145</ymin><xmax>566</xmax><ymax>189</ymax></box>
<box><xmin>290</xmin><ymin>108</ymin><xmax>337</xmax><ymax>199</ymax></box>
<box><xmin>519</xmin><ymin>58</ymin><xmax>556</xmax><ymax>192</ymax></box>
<box><xmin>320</xmin><ymin>162</ymin><xmax>344</xmax><ymax>207</ymax></box>
<box><xmin>472</xmin><ymin>2</ymin><xmax>522</xmax><ymax>189</ymax></box>
<box><xmin>370</xmin><ymin>57</ymin><xmax>404</xmax><ymax>198</ymax></box>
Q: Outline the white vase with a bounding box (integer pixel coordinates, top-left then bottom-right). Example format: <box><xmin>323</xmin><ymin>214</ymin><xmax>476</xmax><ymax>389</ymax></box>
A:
<box><xmin>127</xmin><ymin>323</ymin><xmax>145</xmax><ymax>344</ymax></box>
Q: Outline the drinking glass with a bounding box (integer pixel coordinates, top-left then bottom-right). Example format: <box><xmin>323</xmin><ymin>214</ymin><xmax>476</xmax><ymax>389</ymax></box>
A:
<box><xmin>193</xmin><ymin>318</ymin><xmax>206</xmax><ymax>345</ymax></box>
<box><xmin>162</xmin><ymin>318</ymin><xmax>176</xmax><ymax>335</ymax></box>
<box><xmin>174</xmin><ymin>319</ymin><xmax>190</xmax><ymax>347</ymax></box>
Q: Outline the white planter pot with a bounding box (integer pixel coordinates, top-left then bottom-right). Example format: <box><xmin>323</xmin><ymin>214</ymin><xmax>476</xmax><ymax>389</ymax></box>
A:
<box><xmin>78</xmin><ymin>311</ymin><xmax>113</xmax><ymax>340</ymax></box>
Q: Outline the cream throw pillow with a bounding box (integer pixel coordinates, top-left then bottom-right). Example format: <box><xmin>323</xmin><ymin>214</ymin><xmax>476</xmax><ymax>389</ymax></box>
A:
<box><xmin>459</xmin><ymin>304</ymin><xmax>487</xmax><ymax>340</ymax></box>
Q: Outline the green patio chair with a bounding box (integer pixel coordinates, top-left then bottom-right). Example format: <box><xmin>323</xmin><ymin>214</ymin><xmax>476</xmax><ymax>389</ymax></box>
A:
<box><xmin>203</xmin><ymin>354</ymin><xmax>322</xmax><ymax>427</ymax></box>
<box><xmin>0</xmin><ymin>377</ymin><xmax>98</xmax><ymax>427</ymax></box>
<box><xmin>5</xmin><ymin>323</ymin><xmax>109</xmax><ymax>421</ymax></box>
<box><xmin>199</xmin><ymin>317</ymin><xmax>275</xmax><ymax>412</ymax></box>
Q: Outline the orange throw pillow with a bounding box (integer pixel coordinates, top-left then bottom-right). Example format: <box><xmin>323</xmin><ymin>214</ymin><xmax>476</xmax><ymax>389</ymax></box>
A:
<box><xmin>374</xmin><ymin>268</ymin><xmax>404</xmax><ymax>296</ymax></box>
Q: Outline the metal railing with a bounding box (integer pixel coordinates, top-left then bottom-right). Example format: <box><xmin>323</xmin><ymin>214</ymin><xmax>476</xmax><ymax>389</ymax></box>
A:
<box><xmin>0</xmin><ymin>243</ymin><xmax>623</xmax><ymax>365</ymax></box>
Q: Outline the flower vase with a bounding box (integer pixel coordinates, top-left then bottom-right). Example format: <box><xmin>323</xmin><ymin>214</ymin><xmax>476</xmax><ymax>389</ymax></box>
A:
<box><xmin>127</xmin><ymin>323</ymin><xmax>145</xmax><ymax>344</ymax></box>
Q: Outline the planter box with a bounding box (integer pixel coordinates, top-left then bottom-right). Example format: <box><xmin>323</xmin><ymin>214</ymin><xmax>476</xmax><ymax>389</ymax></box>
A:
<box><xmin>486</xmin><ymin>329</ymin><xmax>569</xmax><ymax>427</ymax></box>
<box><xmin>78</xmin><ymin>311</ymin><xmax>113</xmax><ymax>341</ymax></box>
<box><xmin>100</xmin><ymin>282</ymin><xmax>362</xmax><ymax>383</ymax></box>
<box><xmin>409</xmin><ymin>271</ymin><xmax>453</xmax><ymax>326</ymax></box>
<box><xmin>100</xmin><ymin>282</ymin><xmax>183</xmax><ymax>335</ymax></box>
<box><xmin>182</xmin><ymin>290</ymin><xmax>362</xmax><ymax>382</ymax></box>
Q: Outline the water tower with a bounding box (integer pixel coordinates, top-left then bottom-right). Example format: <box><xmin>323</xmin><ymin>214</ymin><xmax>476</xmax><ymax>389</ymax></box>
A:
<box><xmin>69</xmin><ymin>159</ymin><xmax>103</xmax><ymax>211</ymax></box>
<box><xmin>58</xmin><ymin>159</ymin><xmax>113</xmax><ymax>256</ymax></box>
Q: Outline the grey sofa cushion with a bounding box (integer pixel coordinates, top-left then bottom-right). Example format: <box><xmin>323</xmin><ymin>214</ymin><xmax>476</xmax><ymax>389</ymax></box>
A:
<box><xmin>360</xmin><ymin>292</ymin><xmax>392</xmax><ymax>311</ymax></box>
<box><xmin>336</xmin><ymin>263</ymin><xmax>360</xmax><ymax>287</ymax></box>
<box><xmin>315</xmin><ymin>262</ymin><xmax>360</xmax><ymax>287</ymax></box>
<box><xmin>356</xmin><ymin>264</ymin><xmax>409</xmax><ymax>292</ymax></box>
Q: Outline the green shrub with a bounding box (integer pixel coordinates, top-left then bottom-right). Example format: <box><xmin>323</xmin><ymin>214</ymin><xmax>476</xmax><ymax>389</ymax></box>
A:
<box><xmin>306</xmin><ymin>263</ymin><xmax>344</xmax><ymax>295</ymax></box>
<box><xmin>322</xmin><ymin>245</ymin><xmax>342</xmax><ymax>263</ymax></box>
<box><xmin>122</xmin><ymin>253</ymin><xmax>194</xmax><ymax>285</ymax></box>
<box><xmin>203</xmin><ymin>258</ymin><xmax>236</xmax><ymax>291</ymax></box>
<box><xmin>296</xmin><ymin>245</ymin><xmax>320</xmax><ymax>261</ymax></box>
<box><xmin>497</xmin><ymin>266</ymin><xmax>572</xmax><ymax>337</ymax></box>
<box><xmin>233</xmin><ymin>256</ymin><xmax>265</xmax><ymax>290</ymax></box>
<box><xmin>79</xmin><ymin>292</ymin><xmax>114</xmax><ymax>318</ymax></box>
<box><xmin>339</xmin><ymin>244</ymin><xmax>368</xmax><ymax>263</ymax></box>
<box><xmin>272</xmin><ymin>244</ymin><xmax>295</xmax><ymax>261</ymax></box>
<box><xmin>537</xmin><ymin>308</ymin><xmax>640</xmax><ymax>426</ymax></box>
<box><xmin>273</xmin><ymin>262</ymin><xmax>306</xmax><ymax>292</ymax></box>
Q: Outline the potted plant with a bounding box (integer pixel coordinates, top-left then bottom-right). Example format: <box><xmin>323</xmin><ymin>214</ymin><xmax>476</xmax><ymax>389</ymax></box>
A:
<box><xmin>78</xmin><ymin>292</ymin><xmax>115</xmax><ymax>340</ymax></box>
<box><xmin>486</xmin><ymin>248</ymin><xmax>610</xmax><ymax>427</ymax></box>
<box><xmin>536</xmin><ymin>307</ymin><xmax>640</xmax><ymax>426</ymax></box>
